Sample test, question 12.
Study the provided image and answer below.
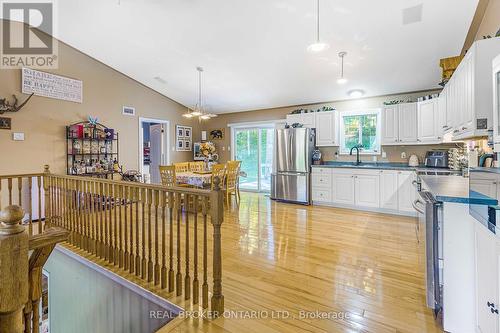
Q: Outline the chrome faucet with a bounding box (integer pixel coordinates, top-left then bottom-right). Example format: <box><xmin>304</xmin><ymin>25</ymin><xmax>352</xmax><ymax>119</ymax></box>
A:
<box><xmin>350</xmin><ymin>144</ymin><xmax>363</xmax><ymax>165</ymax></box>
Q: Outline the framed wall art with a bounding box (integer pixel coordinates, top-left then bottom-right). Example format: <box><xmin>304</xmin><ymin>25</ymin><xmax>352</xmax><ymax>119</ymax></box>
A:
<box><xmin>176</xmin><ymin>125</ymin><xmax>192</xmax><ymax>151</ymax></box>
<box><xmin>209</xmin><ymin>128</ymin><xmax>224</xmax><ymax>140</ymax></box>
<box><xmin>0</xmin><ymin>117</ymin><xmax>11</xmax><ymax>130</ymax></box>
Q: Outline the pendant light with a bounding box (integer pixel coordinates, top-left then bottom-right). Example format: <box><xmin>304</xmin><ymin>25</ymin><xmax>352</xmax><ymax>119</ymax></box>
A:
<box><xmin>182</xmin><ymin>67</ymin><xmax>218</xmax><ymax>120</ymax></box>
<box><xmin>337</xmin><ymin>51</ymin><xmax>347</xmax><ymax>84</ymax></box>
<box><xmin>307</xmin><ymin>0</ymin><xmax>329</xmax><ymax>53</ymax></box>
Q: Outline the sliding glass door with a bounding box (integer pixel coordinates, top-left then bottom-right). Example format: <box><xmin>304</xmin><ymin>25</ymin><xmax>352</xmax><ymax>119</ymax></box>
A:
<box><xmin>234</xmin><ymin>127</ymin><xmax>274</xmax><ymax>192</ymax></box>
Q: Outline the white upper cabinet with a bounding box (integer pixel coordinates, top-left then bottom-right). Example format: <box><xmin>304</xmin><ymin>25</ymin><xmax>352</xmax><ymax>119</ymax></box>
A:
<box><xmin>315</xmin><ymin>111</ymin><xmax>337</xmax><ymax>146</ymax></box>
<box><xmin>438</xmin><ymin>90</ymin><xmax>449</xmax><ymax>134</ymax></box>
<box><xmin>493</xmin><ymin>54</ymin><xmax>500</xmax><ymax>148</ymax></box>
<box><xmin>382</xmin><ymin>103</ymin><xmax>417</xmax><ymax>144</ymax></box>
<box><xmin>382</xmin><ymin>105</ymin><xmax>399</xmax><ymax>144</ymax></box>
<box><xmin>417</xmin><ymin>99</ymin><xmax>441</xmax><ymax>143</ymax></box>
<box><xmin>399</xmin><ymin>103</ymin><xmax>418</xmax><ymax>143</ymax></box>
<box><xmin>443</xmin><ymin>39</ymin><xmax>500</xmax><ymax>140</ymax></box>
<box><xmin>286</xmin><ymin>113</ymin><xmax>316</xmax><ymax>128</ymax></box>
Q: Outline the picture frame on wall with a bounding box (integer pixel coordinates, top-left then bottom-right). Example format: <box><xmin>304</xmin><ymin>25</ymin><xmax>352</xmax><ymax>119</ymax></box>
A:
<box><xmin>209</xmin><ymin>128</ymin><xmax>224</xmax><ymax>140</ymax></box>
<box><xmin>176</xmin><ymin>124</ymin><xmax>193</xmax><ymax>151</ymax></box>
<box><xmin>0</xmin><ymin>117</ymin><xmax>12</xmax><ymax>130</ymax></box>
<box><xmin>193</xmin><ymin>142</ymin><xmax>204</xmax><ymax>160</ymax></box>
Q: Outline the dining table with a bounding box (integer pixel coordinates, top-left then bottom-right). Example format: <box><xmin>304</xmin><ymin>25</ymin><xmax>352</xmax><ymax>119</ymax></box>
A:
<box><xmin>176</xmin><ymin>171</ymin><xmax>212</xmax><ymax>188</ymax></box>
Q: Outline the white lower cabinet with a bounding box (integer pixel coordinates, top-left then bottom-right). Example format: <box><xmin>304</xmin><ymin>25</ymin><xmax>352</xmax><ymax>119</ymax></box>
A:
<box><xmin>379</xmin><ymin>170</ymin><xmax>398</xmax><ymax>210</ymax></box>
<box><xmin>474</xmin><ymin>222</ymin><xmax>499</xmax><ymax>333</ymax></box>
<box><xmin>312</xmin><ymin>167</ymin><xmax>416</xmax><ymax>216</ymax></box>
<box><xmin>397</xmin><ymin>171</ymin><xmax>416</xmax><ymax>213</ymax></box>
<box><xmin>354</xmin><ymin>174</ymin><xmax>380</xmax><ymax>207</ymax></box>
<box><xmin>332</xmin><ymin>171</ymin><xmax>355</xmax><ymax>205</ymax></box>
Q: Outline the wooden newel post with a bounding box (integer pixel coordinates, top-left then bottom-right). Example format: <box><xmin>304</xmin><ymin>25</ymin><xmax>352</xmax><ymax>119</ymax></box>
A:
<box><xmin>43</xmin><ymin>165</ymin><xmax>50</xmax><ymax>230</ymax></box>
<box><xmin>210</xmin><ymin>176</ymin><xmax>224</xmax><ymax>316</ymax></box>
<box><xmin>0</xmin><ymin>206</ymin><xmax>29</xmax><ymax>333</ymax></box>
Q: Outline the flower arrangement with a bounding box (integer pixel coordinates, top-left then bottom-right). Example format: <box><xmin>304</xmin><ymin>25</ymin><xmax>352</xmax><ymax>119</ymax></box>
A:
<box><xmin>200</xmin><ymin>141</ymin><xmax>216</xmax><ymax>157</ymax></box>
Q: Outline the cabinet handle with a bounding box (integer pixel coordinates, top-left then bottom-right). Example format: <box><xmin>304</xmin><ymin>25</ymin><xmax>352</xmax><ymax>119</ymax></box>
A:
<box><xmin>492</xmin><ymin>308</ymin><xmax>499</xmax><ymax>314</ymax></box>
<box><xmin>488</xmin><ymin>302</ymin><xmax>496</xmax><ymax>308</ymax></box>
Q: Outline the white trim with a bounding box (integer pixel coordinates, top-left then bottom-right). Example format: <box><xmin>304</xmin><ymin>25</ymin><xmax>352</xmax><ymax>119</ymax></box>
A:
<box><xmin>338</xmin><ymin>108</ymin><xmax>382</xmax><ymax>155</ymax></box>
<box><xmin>138</xmin><ymin>117</ymin><xmax>170</xmax><ymax>177</ymax></box>
<box><xmin>227</xmin><ymin>119</ymin><xmax>286</xmax><ymax>128</ymax></box>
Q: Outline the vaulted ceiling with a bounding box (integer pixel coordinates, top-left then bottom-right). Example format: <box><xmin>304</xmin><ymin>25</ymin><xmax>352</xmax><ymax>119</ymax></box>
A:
<box><xmin>53</xmin><ymin>0</ymin><xmax>478</xmax><ymax>113</ymax></box>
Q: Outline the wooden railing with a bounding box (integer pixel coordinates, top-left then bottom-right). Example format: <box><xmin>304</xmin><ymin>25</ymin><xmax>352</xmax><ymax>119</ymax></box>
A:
<box><xmin>0</xmin><ymin>205</ymin><xmax>68</xmax><ymax>333</ymax></box>
<box><xmin>0</xmin><ymin>166</ymin><xmax>225</xmax><ymax>318</ymax></box>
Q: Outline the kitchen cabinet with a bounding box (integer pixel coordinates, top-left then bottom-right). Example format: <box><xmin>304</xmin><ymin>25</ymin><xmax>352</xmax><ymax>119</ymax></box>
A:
<box><xmin>381</xmin><ymin>105</ymin><xmax>399</xmax><ymax>144</ymax></box>
<box><xmin>474</xmin><ymin>221</ymin><xmax>500</xmax><ymax>333</ymax></box>
<box><xmin>442</xmin><ymin>38</ymin><xmax>500</xmax><ymax>140</ymax></box>
<box><xmin>332</xmin><ymin>170</ymin><xmax>355</xmax><ymax>205</ymax></box>
<box><xmin>399</xmin><ymin>103</ymin><xmax>418</xmax><ymax>143</ymax></box>
<box><xmin>397</xmin><ymin>171</ymin><xmax>416</xmax><ymax>213</ymax></box>
<box><xmin>315</xmin><ymin>111</ymin><xmax>337</xmax><ymax>146</ymax></box>
<box><xmin>379</xmin><ymin>170</ymin><xmax>398</xmax><ymax>210</ymax></box>
<box><xmin>354</xmin><ymin>174</ymin><xmax>380</xmax><ymax>207</ymax></box>
<box><xmin>381</xmin><ymin>103</ymin><xmax>418</xmax><ymax>144</ymax></box>
<box><xmin>286</xmin><ymin>113</ymin><xmax>315</xmax><ymax>128</ymax></box>
<box><xmin>493</xmin><ymin>54</ymin><xmax>500</xmax><ymax>149</ymax></box>
<box><xmin>438</xmin><ymin>91</ymin><xmax>449</xmax><ymax>134</ymax></box>
<box><xmin>417</xmin><ymin>99</ymin><xmax>441</xmax><ymax>143</ymax></box>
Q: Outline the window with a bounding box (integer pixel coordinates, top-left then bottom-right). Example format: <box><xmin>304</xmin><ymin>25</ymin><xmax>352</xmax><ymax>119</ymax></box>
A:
<box><xmin>339</xmin><ymin>109</ymin><xmax>381</xmax><ymax>154</ymax></box>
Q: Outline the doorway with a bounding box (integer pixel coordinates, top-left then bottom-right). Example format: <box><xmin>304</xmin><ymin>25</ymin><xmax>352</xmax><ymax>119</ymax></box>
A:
<box><xmin>232</xmin><ymin>127</ymin><xmax>274</xmax><ymax>192</ymax></box>
<box><xmin>138</xmin><ymin>118</ymin><xmax>170</xmax><ymax>184</ymax></box>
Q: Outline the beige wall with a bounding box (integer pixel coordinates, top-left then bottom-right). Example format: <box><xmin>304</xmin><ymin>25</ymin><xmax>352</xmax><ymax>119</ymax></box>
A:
<box><xmin>203</xmin><ymin>90</ymin><xmax>456</xmax><ymax>164</ymax></box>
<box><xmin>0</xmin><ymin>24</ymin><xmax>199</xmax><ymax>175</ymax></box>
<box><xmin>475</xmin><ymin>0</ymin><xmax>500</xmax><ymax>39</ymax></box>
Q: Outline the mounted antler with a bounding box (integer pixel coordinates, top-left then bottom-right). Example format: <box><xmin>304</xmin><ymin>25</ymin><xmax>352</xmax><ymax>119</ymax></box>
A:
<box><xmin>0</xmin><ymin>93</ymin><xmax>34</xmax><ymax>114</ymax></box>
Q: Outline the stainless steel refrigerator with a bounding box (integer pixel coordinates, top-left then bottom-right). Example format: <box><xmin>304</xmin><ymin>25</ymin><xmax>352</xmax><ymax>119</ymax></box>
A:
<box><xmin>271</xmin><ymin>128</ymin><xmax>315</xmax><ymax>204</ymax></box>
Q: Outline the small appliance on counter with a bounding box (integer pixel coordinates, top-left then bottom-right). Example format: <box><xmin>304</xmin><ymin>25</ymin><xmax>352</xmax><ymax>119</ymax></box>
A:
<box><xmin>408</xmin><ymin>154</ymin><xmax>419</xmax><ymax>167</ymax></box>
<box><xmin>424</xmin><ymin>151</ymin><xmax>448</xmax><ymax>168</ymax></box>
<box><xmin>312</xmin><ymin>149</ymin><xmax>322</xmax><ymax>165</ymax></box>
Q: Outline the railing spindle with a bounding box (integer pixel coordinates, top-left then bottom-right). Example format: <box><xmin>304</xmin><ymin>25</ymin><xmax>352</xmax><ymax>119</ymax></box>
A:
<box><xmin>193</xmin><ymin>195</ymin><xmax>199</xmax><ymax>304</ymax></box>
<box><xmin>147</xmin><ymin>189</ymin><xmax>153</xmax><ymax>282</ymax></box>
<box><xmin>8</xmin><ymin>178</ymin><xmax>13</xmax><ymax>205</ymax></box>
<box><xmin>128</xmin><ymin>186</ymin><xmax>134</xmax><ymax>274</ymax></box>
<box><xmin>37</xmin><ymin>176</ymin><xmax>42</xmax><ymax>235</ymax></box>
<box><xmin>154</xmin><ymin>189</ymin><xmax>160</xmax><ymax>285</ymax></box>
<box><xmin>168</xmin><ymin>192</ymin><xmax>174</xmax><ymax>293</ymax></box>
<box><xmin>202</xmin><ymin>196</ymin><xmax>209</xmax><ymax>309</ymax></box>
<box><xmin>185</xmin><ymin>194</ymin><xmax>191</xmax><ymax>301</ymax></box>
<box><xmin>123</xmin><ymin>185</ymin><xmax>129</xmax><ymax>271</ymax></box>
<box><xmin>176</xmin><ymin>192</ymin><xmax>182</xmax><ymax>296</ymax></box>
<box><xmin>17</xmin><ymin>177</ymin><xmax>22</xmax><ymax>208</ymax></box>
<box><xmin>135</xmin><ymin>187</ymin><xmax>141</xmax><ymax>277</ymax></box>
<box><xmin>161</xmin><ymin>190</ymin><xmax>167</xmax><ymax>289</ymax></box>
<box><xmin>141</xmin><ymin>188</ymin><xmax>146</xmax><ymax>279</ymax></box>
<box><xmin>28</xmin><ymin>177</ymin><xmax>33</xmax><ymax>236</ymax></box>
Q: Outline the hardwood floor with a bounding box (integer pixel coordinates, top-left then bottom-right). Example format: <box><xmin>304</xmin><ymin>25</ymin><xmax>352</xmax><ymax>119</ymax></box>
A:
<box><xmin>67</xmin><ymin>192</ymin><xmax>442</xmax><ymax>333</ymax></box>
<box><xmin>163</xmin><ymin>193</ymin><xmax>442</xmax><ymax>333</ymax></box>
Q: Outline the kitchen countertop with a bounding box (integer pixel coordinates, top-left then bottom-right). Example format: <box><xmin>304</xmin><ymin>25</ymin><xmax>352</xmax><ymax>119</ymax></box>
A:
<box><xmin>312</xmin><ymin>161</ymin><xmax>456</xmax><ymax>173</ymax></box>
<box><xmin>420</xmin><ymin>175</ymin><xmax>498</xmax><ymax>205</ymax></box>
<box><xmin>470</xmin><ymin>167</ymin><xmax>500</xmax><ymax>174</ymax></box>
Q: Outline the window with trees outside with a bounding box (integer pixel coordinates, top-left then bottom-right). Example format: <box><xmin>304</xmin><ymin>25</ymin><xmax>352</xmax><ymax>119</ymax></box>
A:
<box><xmin>339</xmin><ymin>109</ymin><xmax>381</xmax><ymax>154</ymax></box>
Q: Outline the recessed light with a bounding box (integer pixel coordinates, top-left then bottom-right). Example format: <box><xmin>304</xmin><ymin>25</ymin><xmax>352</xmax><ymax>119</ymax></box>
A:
<box><xmin>337</xmin><ymin>78</ymin><xmax>347</xmax><ymax>85</ymax></box>
<box><xmin>348</xmin><ymin>89</ymin><xmax>364</xmax><ymax>98</ymax></box>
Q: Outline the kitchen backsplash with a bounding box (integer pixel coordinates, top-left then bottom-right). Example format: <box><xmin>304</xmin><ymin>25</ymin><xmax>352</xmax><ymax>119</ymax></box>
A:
<box><xmin>319</xmin><ymin>144</ymin><xmax>459</xmax><ymax>164</ymax></box>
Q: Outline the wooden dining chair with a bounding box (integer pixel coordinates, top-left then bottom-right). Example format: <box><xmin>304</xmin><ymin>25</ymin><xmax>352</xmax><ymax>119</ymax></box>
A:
<box><xmin>225</xmin><ymin>162</ymin><xmax>240</xmax><ymax>205</ymax></box>
<box><xmin>226</xmin><ymin>160</ymin><xmax>242</xmax><ymax>201</ymax></box>
<box><xmin>189</xmin><ymin>161</ymin><xmax>205</xmax><ymax>172</ymax></box>
<box><xmin>210</xmin><ymin>164</ymin><xmax>226</xmax><ymax>190</ymax></box>
<box><xmin>174</xmin><ymin>162</ymin><xmax>190</xmax><ymax>173</ymax></box>
<box><xmin>159</xmin><ymin>165</ymin><xmax>176</xmax><ymax>187</ymax></box>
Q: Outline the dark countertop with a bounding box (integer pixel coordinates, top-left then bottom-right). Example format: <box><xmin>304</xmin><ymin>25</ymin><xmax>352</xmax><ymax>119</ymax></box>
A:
<box><xmin>420</xmin><ymin>175</ymin><xmax>498</xmax><ymax>205</ymax></box>
<box><xmin>312</xmin><ymin>161</ymin><xmax>457</xmax><ymax>173</ymax></box>
<box><xmin>470</xmin><ymin>167</ymin><xmax>500</xmax><ymax>175</ymax></box>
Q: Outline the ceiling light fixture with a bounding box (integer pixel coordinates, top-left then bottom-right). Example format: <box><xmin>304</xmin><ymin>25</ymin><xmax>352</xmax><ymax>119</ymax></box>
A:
<box><xmin>307</xmin><ymin>0</ymin><xmax>329</xmax><ymax>53</ymax></box>
<box><xmin>183</xmin><ymin>66</ymin><xmax>216</xmax><ymax>120</ymax></box>
<box><xmin>348</xmin><ymin>89</ymin><xmax>364</xmax><ymax>98</ymax></box>
<box><xmin>337</xmin><ymin>51</ymin><xmax>347</xmax><ymax>84</ymax></box>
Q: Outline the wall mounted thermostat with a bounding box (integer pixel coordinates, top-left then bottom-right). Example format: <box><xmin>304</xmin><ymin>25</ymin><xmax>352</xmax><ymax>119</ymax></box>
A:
<box><xmin>13</xmin><ymin>132</ymin><xmax>25</xmax><ymax>141</ymax></box>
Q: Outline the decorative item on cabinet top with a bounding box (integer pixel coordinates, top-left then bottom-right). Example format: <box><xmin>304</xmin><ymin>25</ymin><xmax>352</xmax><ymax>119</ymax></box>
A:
<box><xmin>0</xmin><ymin>93</ymin><xmax>34</xmax><ymax>114</ymax></box>
<box><xmin>289</xmin><ymin>105</ymin><xmax>335</xmax><ymax>114</ymax></box>
<box><xmin>439</xmin><ymin>55</ymin><xmax>463</xmax><ymax>86</ymax></box>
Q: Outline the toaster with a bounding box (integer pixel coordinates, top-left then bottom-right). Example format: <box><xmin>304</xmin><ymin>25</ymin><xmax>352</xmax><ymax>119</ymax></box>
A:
<box><xmin>424</xmin><ymin>151</ymin><xmax>449</xmax><ymax>168</ymax></box>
